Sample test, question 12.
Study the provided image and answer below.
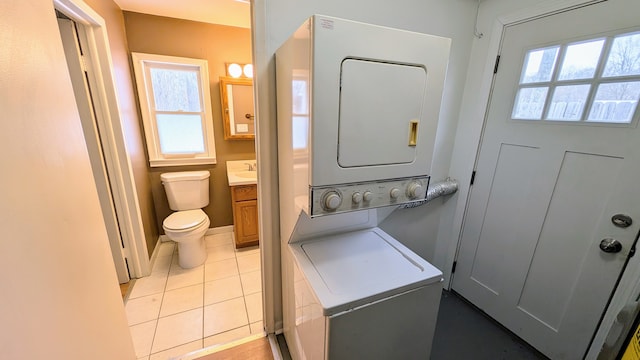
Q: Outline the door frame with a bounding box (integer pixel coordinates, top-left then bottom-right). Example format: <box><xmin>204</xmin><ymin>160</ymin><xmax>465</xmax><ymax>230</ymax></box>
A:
<box><xmin>251</xmin><ymin>0</ymin><xmax>281</xmax><ymax>335</ymax></box>
<box><xmin>54</xmin><ymin>0</ymin><xmax>151</xmax><ymax>278</ymax></box>
<box><xmin>446</xmin><ymin>0</ymin><xmax>640</xmax><ymax>358</ymax></box>
<box><xmin>57</xmin><ymin>17</ymin><xmax>130</xmax><ymax>283</ymax></box>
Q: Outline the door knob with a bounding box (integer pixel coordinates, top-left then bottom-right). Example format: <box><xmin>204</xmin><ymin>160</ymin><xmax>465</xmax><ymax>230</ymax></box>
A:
<box><xmin>611</xmin><ymin>214</ymin><xmax>632</xmax><ymax>228</ymax></box>
<box><xmin>599</xmin><ymin>238</ymin><xmax>623</xmax><ymax>253</ymax></box>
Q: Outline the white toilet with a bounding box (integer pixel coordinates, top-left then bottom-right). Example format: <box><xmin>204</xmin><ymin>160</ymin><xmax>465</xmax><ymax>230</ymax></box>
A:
<box><xmin>161</xmin><ymin>171</ymin><xmax>211</xmax><ymax>268</ymax></box>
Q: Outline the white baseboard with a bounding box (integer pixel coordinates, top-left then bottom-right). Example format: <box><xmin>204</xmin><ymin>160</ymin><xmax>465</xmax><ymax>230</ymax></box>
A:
<box><xmin>206</xmin><ymin>225</ymin><xmax>234</xmax><ymax>235</ymax></box>
<box><xmin>145</xmin><ymin>235</ymin><xmax>166</xmax><ymax>277</ymax></box>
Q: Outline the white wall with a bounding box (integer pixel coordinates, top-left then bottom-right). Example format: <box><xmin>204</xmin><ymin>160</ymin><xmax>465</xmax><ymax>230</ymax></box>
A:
<box><xmin>0</xmin><ymin>1</ymin><xmax>135</xmax><ymax>358</ymax></box>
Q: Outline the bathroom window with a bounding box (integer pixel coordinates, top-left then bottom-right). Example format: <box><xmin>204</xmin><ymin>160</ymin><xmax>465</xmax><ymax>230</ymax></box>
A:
<box><xmin>132</xmin><ymin>53</ymin><xmax>217</xmax><ymax>167</ymax></box>
<box><xmin>512</xmin><ymin>31</ymin><xmax>640</xmax><ymax>124</ymax></box>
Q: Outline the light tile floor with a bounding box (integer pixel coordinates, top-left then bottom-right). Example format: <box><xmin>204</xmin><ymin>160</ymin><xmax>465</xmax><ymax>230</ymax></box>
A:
<box><xmin>127</xmin><ymin>232</ymin><xmax>263</xmax><ymax>360</ymax></box>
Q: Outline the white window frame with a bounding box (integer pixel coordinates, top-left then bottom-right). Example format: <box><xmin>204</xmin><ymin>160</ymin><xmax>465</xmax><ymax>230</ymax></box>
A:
<box><xmin>131</xmin><ymin>52</ymin><xmax>217</xmax><ymax>167</ymax></box>
<box><xmin>511</xmin><ymin>30</ymin><xmax>640</xmax><ymax>126</ymax></box>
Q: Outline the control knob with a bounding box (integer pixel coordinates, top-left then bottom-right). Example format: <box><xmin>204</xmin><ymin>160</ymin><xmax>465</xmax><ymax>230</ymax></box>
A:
<box><xmin>322</xmin><ymin>190</ymin><xmax>342</xmax><ymax>211</ymax></box>
<box><xmin>406</xmin><ymin>181</ymin><xmax>424</xmax><ymax>199</ymax></box>
<box><xmin>363</xmin><ymin>191</ymin><xmax>373</xmax><ymax>202</ymax></box>
<box><xmin>352</xmin><ymin>192</ymin><xmax>363</xmax><ymax>204</ymax></box>
<box><xmin>389</xmin><ymin>187</ymin><xmax>401</xmax><ymax>200</ymax></box>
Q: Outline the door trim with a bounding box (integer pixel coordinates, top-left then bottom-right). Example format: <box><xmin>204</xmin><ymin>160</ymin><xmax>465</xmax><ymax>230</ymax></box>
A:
<box><xmin>446</xmin><ymin>0</ymin><xmax>640</xmax><ymax>358</ymax></box>
<box><xmin>54</xmin><ymin>0</ymin><xmax>150</xmax><ymax>278</ymax></box>
<box><xmin>251</xmin><ymin>0</ymin><xmax>281</xmax><ymax>335</ymax></box>
<box><xmin>57</xmin><ymin>17</ymin><xmax>130</xmax><ymax>283</ymax></box>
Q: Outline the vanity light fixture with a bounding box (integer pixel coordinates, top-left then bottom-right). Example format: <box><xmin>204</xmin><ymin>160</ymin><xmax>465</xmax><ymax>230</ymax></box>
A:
<box><xmin>226</xmin><ymin>62</ymin><xmax>253</xmax><ymax>78</ymax></box>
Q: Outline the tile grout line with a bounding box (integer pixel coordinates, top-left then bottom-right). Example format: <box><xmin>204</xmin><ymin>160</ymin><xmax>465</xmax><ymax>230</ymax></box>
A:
<box><xmin>235</xmin><ymin>241</ymin><xmax>253</xmax><ymax>329</ymax></box>
<box><xmin>132</xmin><ymin>237</ymin><xmax>264</xmax><ymax>358</ymax></box>
<box><xmin>147</xmin><ymin>242</ymin><xmax>173</xmax><ymax>358</ymax></box>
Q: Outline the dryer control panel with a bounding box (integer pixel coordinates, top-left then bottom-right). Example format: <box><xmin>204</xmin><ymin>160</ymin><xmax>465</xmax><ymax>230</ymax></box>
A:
<box><xmin>309</xmin><ymin>176</ymin><xmax>430</xmax><ymax>216</ymax></box>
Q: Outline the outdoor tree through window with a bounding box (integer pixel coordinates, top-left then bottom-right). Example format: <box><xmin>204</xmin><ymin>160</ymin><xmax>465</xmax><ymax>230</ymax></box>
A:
<box><xmin>512</xmin><ymin>30</ymin><xmax>640</xmax><ymax>124</ymax></box>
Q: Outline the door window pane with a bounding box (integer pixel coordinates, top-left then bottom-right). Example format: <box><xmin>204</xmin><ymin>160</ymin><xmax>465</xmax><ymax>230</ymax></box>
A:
<box><xmin>547</xmin><ymin>85</ymin><xmax>591</xmax><ymax>121</ymax></box>
<box><xmin>521</xmin><ymin>47</ymin><xmax>559</xmax><ymax>84</ymax></box>
<box><xmin>513</xmin><ymin>87</ymin><xmax>548</xmax><ymax>120</ymax></box>
<box><xmin>603</xmin><ymin>32</ymin><xmax>640</xmax><ymax>77</ymax></box>
<box><xmin>156</xmin><ymin>114</ymin><xmax>205</xmax><ymax>154</ymax></box>
<box><xmin>511</xmin><ymin>30</ymin><xmax>640</xmax><ymax>125</ymax></box>
<box><xmin>557</xmin><ymin>40</ymin><xmax>604</xmax><ymax>81</ymax></box>
<box><xmin>588</xmin><ymin>82</ymin><xmax>640</xmax><ymax>123</ymax></box>
<box><xmin>150</xmin><ymin>68</ymin><xmax>202</xmax><ymax>112</ymax></box>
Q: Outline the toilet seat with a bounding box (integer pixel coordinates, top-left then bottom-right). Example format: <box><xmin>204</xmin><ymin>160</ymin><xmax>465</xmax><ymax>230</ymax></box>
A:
<box><xmin>163</xmin><ymin>209</ymin><xmax>208</xmax><ymax>231</ymax></box>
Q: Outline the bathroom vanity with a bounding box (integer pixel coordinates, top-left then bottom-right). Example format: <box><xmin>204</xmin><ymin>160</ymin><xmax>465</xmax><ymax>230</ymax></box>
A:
<box><xmin>230</xmin><ymin>184</ymin><xmax>259</xmax><ymax>248</ymax></box>
<box><xmin>226</xmin><ymin>160</ymin><xmax>259</xmax><ymax>248</ymax></box>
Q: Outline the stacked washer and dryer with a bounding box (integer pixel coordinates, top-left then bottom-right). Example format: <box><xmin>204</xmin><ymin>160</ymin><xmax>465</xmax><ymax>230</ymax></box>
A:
<box><xmin>276</xmin><ymin>15</ymin><xmax>451</xmax><ymax>360</ymax></box>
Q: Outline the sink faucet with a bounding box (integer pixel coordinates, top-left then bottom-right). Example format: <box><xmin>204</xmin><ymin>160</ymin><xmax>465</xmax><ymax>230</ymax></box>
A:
<box><xmin>245</xmin><ymin>162</ymin><xmax>256</xmax><ymax>171</ymax></box>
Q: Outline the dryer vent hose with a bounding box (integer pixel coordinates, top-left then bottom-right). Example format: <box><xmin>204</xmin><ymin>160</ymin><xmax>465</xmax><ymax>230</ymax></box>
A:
<box><xmin>399</xmin><ymin>178</ymin><xmax>459</xmax><ymax>209</ymax></box>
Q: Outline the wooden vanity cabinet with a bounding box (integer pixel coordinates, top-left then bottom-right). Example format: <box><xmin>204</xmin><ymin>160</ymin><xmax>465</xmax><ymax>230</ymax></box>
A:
<box><xmin>230</xmin><ymin>185</ymin><xmax>259</xmax><ymax>248</ymax></box>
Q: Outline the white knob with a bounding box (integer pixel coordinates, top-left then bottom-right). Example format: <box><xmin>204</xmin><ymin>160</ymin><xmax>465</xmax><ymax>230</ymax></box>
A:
<box><xmin>363</xmin><ymin>191</ymin><xmax>373</xmax><ymax>202</ymax></box>
<box><xmin>406</xmin><ymin>181</ymin><xmax>424</xmax><ymax>199</ymax></box>
<box><xmin>352</xmin><ymin>192</ymin><xmax>363</xmax><ymax>204</ymax></box>
<box><xmin>390</xmin><ymin>187</ymin><xmax>401</xmax><ymax>199</ymax></box>
<box><xmin>323</xmin><ymin>191</ymin><xmax>342</xmax><ymax>211</ymax></box>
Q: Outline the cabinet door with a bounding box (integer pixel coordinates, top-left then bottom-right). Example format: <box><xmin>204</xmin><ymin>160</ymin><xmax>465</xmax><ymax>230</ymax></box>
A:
<box><xmin>235</xmin><ymin>199</ymin><xmax>259</xmax><ymax>247</ymax></box>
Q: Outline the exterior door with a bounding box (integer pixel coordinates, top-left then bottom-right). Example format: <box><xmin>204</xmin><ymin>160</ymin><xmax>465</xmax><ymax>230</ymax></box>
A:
<box><xmin>452</xmin><ymin>1</ymin><xmax>640</xmax><ymax>359</ymax></box>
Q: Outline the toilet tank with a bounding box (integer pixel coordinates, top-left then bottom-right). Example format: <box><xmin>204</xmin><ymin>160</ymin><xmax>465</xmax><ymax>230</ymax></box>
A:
<box><xmin>161</xmin><ymin>171</ymin><xmax>210</xmax><ymax>211</ymax></box>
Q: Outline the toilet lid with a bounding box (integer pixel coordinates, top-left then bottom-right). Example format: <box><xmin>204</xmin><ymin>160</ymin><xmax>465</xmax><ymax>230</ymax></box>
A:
<box><xmin>163</xmin><ymin>210</ymin><xmax>207</xmax><ymax>231</ymax></box>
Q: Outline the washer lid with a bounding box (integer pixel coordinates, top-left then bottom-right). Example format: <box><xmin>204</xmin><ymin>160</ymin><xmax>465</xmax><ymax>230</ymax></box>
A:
<box><xmin>290</xmin><ymin>227</ymin><xmax>442</xmax><ymax>315</ymax></box>
<box><xmin>163</xmin><ymin>210</ymin><xmax>207</xmax><ymax>230</ymax></box>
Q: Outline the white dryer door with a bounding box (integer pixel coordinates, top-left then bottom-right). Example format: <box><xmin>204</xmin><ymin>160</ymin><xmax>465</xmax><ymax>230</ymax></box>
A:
<box><xmin>338</xmin><ymin>59</ymin><xmax>427</xmax><ymax>168</ymax></box>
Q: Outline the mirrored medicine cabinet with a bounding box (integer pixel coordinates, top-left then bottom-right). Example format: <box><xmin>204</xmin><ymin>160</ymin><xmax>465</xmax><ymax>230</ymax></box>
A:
<box><xmin>219</xmin><ymin>76</ymin><xmax>255</xmax><ymax>140</ymax></box>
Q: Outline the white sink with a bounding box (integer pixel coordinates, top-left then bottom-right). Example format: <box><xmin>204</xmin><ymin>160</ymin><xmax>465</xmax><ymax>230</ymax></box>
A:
<box><xmin>226</xmin><ymin>160</ymin><xmax>258</xmax><ymax>186</ymax></box>
<box><xmin>235</xmin><ymin>171</ymin><xmax>257</xmax><ymax>179</ymax></box>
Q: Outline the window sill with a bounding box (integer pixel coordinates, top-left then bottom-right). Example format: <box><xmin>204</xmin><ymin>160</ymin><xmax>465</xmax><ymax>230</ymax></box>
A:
<box><xmin>149</xmin><ymin>157</ymin><xmax>217</xmax><ymax>168</ymax></box>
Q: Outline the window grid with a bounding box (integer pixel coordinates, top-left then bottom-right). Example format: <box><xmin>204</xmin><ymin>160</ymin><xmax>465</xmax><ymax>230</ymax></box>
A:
<box><xmin>512</xmin><ymin>31</ymin><xmax>640</xmax><ymax>124</ymax></box>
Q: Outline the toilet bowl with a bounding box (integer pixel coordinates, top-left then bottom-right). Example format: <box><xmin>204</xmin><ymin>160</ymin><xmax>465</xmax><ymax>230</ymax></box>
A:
<box><xmin>163</xmin><ymin>209</ymin><xmax>210</xmax><ymax>268</ymax></box>
<box><xmin>161</xmin><ymin>170</ymin><xmax>211</xmax><ymax>269</ymax></box>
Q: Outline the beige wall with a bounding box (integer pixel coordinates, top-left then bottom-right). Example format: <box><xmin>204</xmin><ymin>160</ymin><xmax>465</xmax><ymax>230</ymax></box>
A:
<box><xmin>0</xmin><ymin>0</ymin><xmax>135</xmax><ymax>358</ymax></box>
<box><xmin>123</xmin><ymin>12</ymin><xmax>255</xmax><ymax>233</ymax></box>
<box><xmin>83</xmin><ymin>0</ymin><xmax>159</xmax><ymax>257</ymax></box>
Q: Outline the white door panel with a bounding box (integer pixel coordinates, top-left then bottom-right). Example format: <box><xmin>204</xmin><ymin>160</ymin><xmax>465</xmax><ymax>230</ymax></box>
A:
<box><xmin>453</xmin><ymin>1</ymin><xmax>640</xmax><ymax>358</ymax></box>
<box><xmin>58</xmin><ymin>18</ymin><xmax>130</xmax><ymax>283</ymax></box>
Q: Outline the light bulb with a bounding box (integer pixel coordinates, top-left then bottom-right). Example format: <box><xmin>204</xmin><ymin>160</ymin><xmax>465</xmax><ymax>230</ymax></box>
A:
<box><xmin>243</xmin><ymin>64</ymin><xmax>253</xmax><ymax>78</ymax></box>
<box><xmin>228</xmin><ymin>63</ymin><xmax>242</xmax><ymax>78</ymax></box>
